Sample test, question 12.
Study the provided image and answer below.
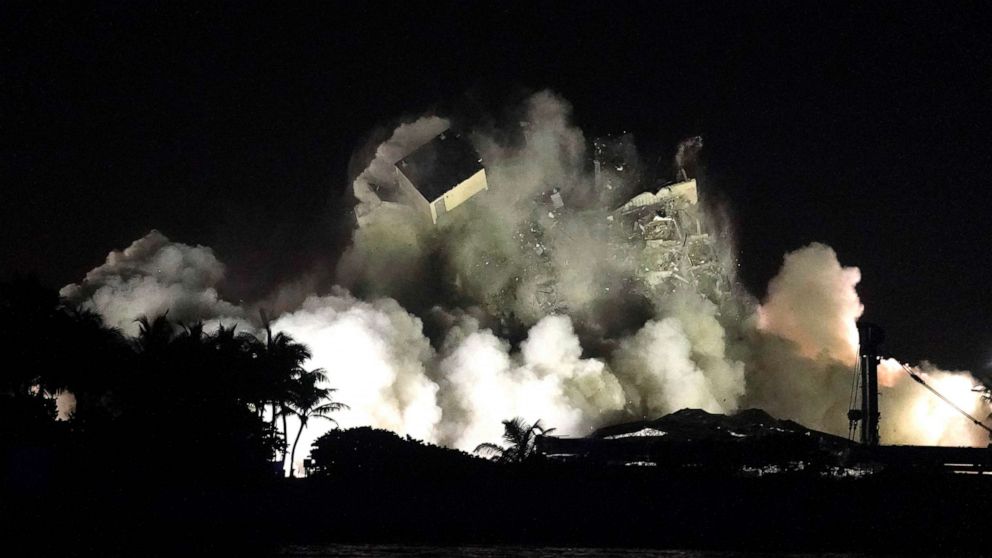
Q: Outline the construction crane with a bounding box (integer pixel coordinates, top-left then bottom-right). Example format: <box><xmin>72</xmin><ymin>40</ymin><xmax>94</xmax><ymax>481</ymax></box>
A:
<box><xmin>847</xmin><ymin>322</ymin><xmax>884</xmax><ymax>445</ymax></box>
<box><xmin>848</xmin><ymin>320</ymin><xmax>992</xmax><ymax>445</ymax></box>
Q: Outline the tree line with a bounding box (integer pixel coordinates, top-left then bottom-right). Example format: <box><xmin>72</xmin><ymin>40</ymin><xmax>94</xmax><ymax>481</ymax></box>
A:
<box><xmin>0</xmin><ymin>277</ymin><xmax>344</xmax><ymax>482</ymax></box>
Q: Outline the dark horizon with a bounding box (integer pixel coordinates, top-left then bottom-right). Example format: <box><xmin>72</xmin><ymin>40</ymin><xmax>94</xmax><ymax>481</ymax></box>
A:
<box><xmin>3</xmin><ymin>1</ymin><xmax>991</xmax><ymax>374</ymax></box>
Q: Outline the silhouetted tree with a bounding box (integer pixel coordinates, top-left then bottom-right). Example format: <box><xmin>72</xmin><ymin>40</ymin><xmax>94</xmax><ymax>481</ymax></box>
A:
<box><xmin>256</xmin><ymin>313</ymin><xmax>312</xmax><ymax>470</ymax></box>
<box><xmin>208</xmin><ymin>323</ymin><xmax>266</xmax><ymax>406</ymax></box>
<box><xmin>0</xmin><ymin>278</ymin><xmax>343</xmax><ymax>485</ymax></box>
<box><xmin>0</xmin><ymin>277</ymin><xmax>126</xmax><ymax>442</ymax></box>
<box><xmin>134</xmin><ymin>313</ymin><xmax>175</xmax><ymax>355</ymax></box>
<box><xmin>474</xmin><ymin>418</ymin><xmax>555</xmax><ymax>463</ymax></box>
<box><xmin>310</xmin><ymin>426</ymin><xmax>491</xmax><ymax>479</ymax></box>
<box><xmin>284</xmin><ymin>369</ymin><xmax>348</xmax><ymax>477</ymax></box>
<box><xmin>110</xmin><ymin>313</ymin><xmax>283</xmax><ymax>482</ymax></box>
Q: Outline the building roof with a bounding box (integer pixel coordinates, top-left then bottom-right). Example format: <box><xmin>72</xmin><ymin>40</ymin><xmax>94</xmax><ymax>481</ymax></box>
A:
<box><xmin>396</xmin><ymin>130</ymin><xmax>483</xmax><ymax>202</ymax></box>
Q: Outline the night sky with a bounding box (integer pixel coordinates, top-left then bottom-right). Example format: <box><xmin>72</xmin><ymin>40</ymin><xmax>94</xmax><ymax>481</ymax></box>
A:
<box><xmin>3</xmin><ymin>2</ymin><xmax>990</xmax><ymax>374</ymax></box>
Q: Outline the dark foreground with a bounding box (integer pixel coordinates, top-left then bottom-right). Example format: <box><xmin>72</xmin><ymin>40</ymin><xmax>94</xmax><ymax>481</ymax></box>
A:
<box><xmin>278</xmin><ymin>545</ymin><xmax>871</xmax><ymax>557</ymax></box>
<box><xmin>5</xmin><ymin>462</ymin><xmax>991</xmax><ymax>556</ymax></box>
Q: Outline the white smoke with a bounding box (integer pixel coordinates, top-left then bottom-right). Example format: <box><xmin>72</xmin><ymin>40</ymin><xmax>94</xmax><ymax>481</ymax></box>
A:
<box><xmin>60</xmin><ymin>230</ymin><xmax>244</xmax><ymax>335</ymax></box>
<box><xmin>613</xmin><ymin>294</ymin><xmax>745</xmax><ymax>417</ymax></box>
<box><xmin>757</xmin><ymin>242</ymin><xmax>862</xmax><ymax>363</ymax></box>
<box><xmin>878</xmin><ymin>359</ymin><xmax>988</xmax><ymax>447</ymax></box>
<box><xmin>435</xmin><ymin>314</ymin><xmax>625</xmax><ymax>450</ymax></box>
<box><xmin>271</xmin><ymin>290</ymin><xmax>441</xmax><ymax>442</ymax></box>
<box><xmin>274</xmin><ymin>298</ymin><xmax>627</xmax><ymax>454</ymax></box>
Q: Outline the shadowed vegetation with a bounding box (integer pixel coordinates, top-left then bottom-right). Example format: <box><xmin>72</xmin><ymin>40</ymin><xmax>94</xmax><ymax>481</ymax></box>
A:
<box><xmin>309</xmin><ymin>426</ymin><xmax>492</xmax><ymax>479</ymax></box>
<box><xmin>0</xmin><ymin>277</ymin><xmax>344</xmax><ymax>485</ymax></box>
<box><xmin>474</xmin><ymin>417</ymin><xmax>555</xmax><ymax>463</ymax></box>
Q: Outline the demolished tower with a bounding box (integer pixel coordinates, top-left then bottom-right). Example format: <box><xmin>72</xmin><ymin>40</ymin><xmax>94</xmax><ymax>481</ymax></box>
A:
<box><xmin>394</xmin><ymin>127</ymin><xmax>489</xmax><ymax>224</ymax></box>
<box><xmin>615</xmin><ymin>177</ymin><xmax>730</xmax><ymax>303</ymax></box>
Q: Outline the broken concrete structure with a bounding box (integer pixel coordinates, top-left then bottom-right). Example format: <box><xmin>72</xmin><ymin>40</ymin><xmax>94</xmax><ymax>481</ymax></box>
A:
<box><xmin>353</xmin><ymin>126</ymin><xmax>728</xmax><ymax>326</ymax></box>
<box><xmin>616</xmin><ymin>178</ymin><xmax>730</xmax><ymax>303</ymax></box>
<box><xmin>394</xmin><ymin>127</ymin><xmax>488</xmax><ymax>224</ymax></box>
<box><xmin>486</xmin><ymin>137</ymin><xmax>728</xmax><ymax>322</ymax></box>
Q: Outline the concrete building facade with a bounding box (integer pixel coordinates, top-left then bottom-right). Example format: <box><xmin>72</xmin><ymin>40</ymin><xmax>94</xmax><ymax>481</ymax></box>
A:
<box><xmin>394</xmin><ymin>128</ymin><xmax>488</xmax><ymax>224</ymax></box>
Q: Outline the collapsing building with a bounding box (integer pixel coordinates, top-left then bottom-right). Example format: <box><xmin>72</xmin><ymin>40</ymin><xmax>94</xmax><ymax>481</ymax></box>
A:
<box><xmin>486</xmin><ymin>134</ymin><xmax>729</xmax><ymax>320</ymax></box>
<box><xmin>394</xmin><ymin>128</ymin><xmax>489</xmax><ymax>224</ymax></box>
<box><xmin>354</xmin><ymin>125</ymin><xmax>728</xmax><ymax>320</ymax></box>
<box><xmin>616</xmin><ymin>177</ymin><xmax>730</xmax><ymax>303</ymax></box>
<box><xmin>610</xmin><ymin>134</ymin><xmax>730</xmax><ymax>303</ymax></box>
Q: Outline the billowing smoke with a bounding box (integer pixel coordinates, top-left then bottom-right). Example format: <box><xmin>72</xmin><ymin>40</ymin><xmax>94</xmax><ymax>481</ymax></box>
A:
<box><xmin>614</xmin><ymin>294</ymin><xmax>745</xmax><ymax>417</ymax></box>
<box><xmin>269</xmin><ymin>295</ymin><xmax>626</xmax><ymax>456</ymax></box>
<box><xmin>271</xmin><ymin>290</ymin><xmax>442</xmax><ymax>442</ymax></box>
<box><xmin>757</xmin><ymin>243</ymin><xmax>862</xmax><ymax>363</ymax></box>
<box><xmin>745</xmin><ymin>243</ymin><xmax>988</xmax><ymax>445</ymax></box>
<box><xmin>878</xmin><ymin>360</ymin><xmax>988</xmax><ymax>446</ymax></box>
<box><xmin>435</xmin><ymin>314</ymin><xmax>625</xmax><ymax>450</ymax></box>
<box><xmin>62</xmin><ymin>91</ymin><xmax>990</xmax><ymax>472</ymax></box>
<box><xmin>60</xmin><ymin>230</ymin><xmax>245</xmax><ymax>336</ymax></box>
<box><xmin>338</xmin><ymin>92</ymin><xmax>641</xmax><ymax>325</ymax></box>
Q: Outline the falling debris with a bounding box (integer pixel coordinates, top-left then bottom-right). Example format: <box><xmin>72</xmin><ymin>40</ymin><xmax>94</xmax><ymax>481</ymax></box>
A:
<box><xmin>674</xmin><ymin>135</ymin><xmax>704</xmax><ymax>181</ymax></box>
<box><xmin>394</xmin><ymin>126</ymin><xmax>489</xmax><ymax>224</ymax></box>
<box><xmin>593</xmin><ymin>133</ymin><xmax>639</xmax><ymax>199</ymax></box>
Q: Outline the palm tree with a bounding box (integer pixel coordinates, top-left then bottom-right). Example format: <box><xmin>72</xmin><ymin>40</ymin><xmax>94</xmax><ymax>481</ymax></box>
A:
<box><xmin>179</xmin><ymin>321</ymin><xmax>205</xmax><ymax>343</ymax></box>
<box><xmin>207</xmin><ymin>323</ymin><xmax>258</xmax><ymax>403</ymax></box>
<box><xmin>256</xmin><ymin>311</ymin><xmax>313</xmax><ymax>470</ymax></box>
<box><xmin>284</xmin><ymin>369</ymin><xmax>348</xmax><ymax>477</ymax></box>
<box><xmin>474</xmin><ymin>417</ymin><xmax>555</xmax><ymax>463</ymax></box>
<box><xmin>134</xmin><ymin>313</ymin><xmax>175</xmax><ymax>354</ymax></box>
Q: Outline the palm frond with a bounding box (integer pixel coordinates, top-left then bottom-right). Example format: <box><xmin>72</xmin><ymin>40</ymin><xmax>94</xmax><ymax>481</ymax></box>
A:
<box><xmin>308</xmin><ymin>368</ymin><xmax>329</xmax><ymax>384</ymax></box>
<box><xmin>313</xmin><ymin>401</ymin><xmax>349</xmax><ymax>414</ymax></box>
<box><xmin>533</xmin><ymin>423</ymin><xmax>556</xmax><ymax>436</ymax></box>
<box><xmin>474</xmin><ymin>442</ymin><xmax>505</xmax><ymax>457</ymax></box>
<box><xmin>502</xmin><ymin>417</ymin><xmax>530</xmax><ymax>446</ymax></box>
<box><xmin>477</xmin><ymin>417</ymin><xmax>557</xmax><ymax>463</ymax></box>
<box><xmin>181</xmin><ymin>321</ymin><xmax>205</xmax><ymax>339</ymax></box>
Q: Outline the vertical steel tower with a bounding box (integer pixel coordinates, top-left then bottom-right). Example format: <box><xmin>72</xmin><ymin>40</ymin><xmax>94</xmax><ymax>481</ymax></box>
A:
<box><xmin>857</xmin><ymin>321</ymin><xmax>885</xmax><ymax>446</ymax></box>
